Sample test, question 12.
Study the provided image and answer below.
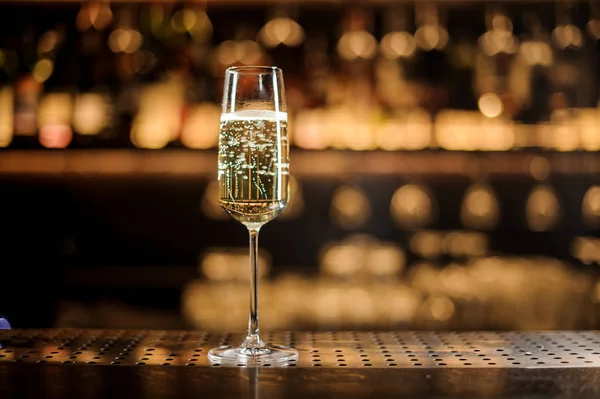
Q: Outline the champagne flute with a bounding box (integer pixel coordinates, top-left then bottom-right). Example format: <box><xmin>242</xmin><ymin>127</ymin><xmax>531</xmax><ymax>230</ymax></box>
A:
<box><xmin>208</xmin><ymin>66</ymin><xmax>297</xmax><ymax>365</ymax></box>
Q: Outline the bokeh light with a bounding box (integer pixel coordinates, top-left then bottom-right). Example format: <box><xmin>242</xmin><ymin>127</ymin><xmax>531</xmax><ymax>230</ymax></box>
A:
<box><xmin>478</xmin><ymin>93</ymin><xmax>503</xmax><ymax>118</ymax></box>
<box><xmin>32</xmin><ymin>59</ymin><xmax>54</xmax><ymax>83</ymax></box>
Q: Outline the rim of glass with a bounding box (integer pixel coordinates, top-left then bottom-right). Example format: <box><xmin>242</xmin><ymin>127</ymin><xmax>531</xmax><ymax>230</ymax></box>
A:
<box><xmin>226</xmin><ymin>66</ymin><xmax>282</xmax><ymax>75</ymax></box>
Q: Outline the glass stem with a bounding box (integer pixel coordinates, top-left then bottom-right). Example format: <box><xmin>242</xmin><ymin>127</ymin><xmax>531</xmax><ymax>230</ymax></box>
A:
<box><xmin>242</xmin><ymin>226</ymin><xmax>265</xmax><ymax>351</ymax></box>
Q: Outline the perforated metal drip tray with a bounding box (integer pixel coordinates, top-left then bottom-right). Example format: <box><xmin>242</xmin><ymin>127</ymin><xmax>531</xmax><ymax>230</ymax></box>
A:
<box><xmin>1</xmin><ymin>330</ymin><xmax>600</xmax><ymax>368</ymax></box>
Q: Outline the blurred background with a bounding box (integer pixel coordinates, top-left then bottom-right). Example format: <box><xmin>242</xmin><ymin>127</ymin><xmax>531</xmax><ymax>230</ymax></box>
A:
<box><xmin>1</xmin><ymin>0</ymin><xmax>600</xmax><ymax>332</ymax></box>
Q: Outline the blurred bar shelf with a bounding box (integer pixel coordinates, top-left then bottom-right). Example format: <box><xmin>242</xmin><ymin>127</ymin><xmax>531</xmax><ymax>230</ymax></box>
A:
<box><xmin>0</xmin><ymin>0</ymin><xmax>569</xmax><ymax>3</ymax></box>
<box><xmin>1</xmin><ymin>150</ymin><xmax>600</xmax><ymax>177</ymax></box>
<box><xmin>2</xmin><ymin>329</ymin><xmax>600</xmax><ymax>398</ymax></box>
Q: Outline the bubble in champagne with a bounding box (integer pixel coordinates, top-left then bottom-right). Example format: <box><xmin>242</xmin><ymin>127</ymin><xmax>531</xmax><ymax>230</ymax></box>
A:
<box><xmin>218</xmin><ymin>110</ymin><xmax>289</xmax><ymax>225</ymax></box>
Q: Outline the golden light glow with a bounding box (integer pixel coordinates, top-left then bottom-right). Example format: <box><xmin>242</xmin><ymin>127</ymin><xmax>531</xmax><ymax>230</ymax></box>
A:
<box><xmin>330</xmin><ymin>185</ymin><xmax>371</xmax><ymax>229</ymax></box>
<box><xmin>479</xmin><ymin>119</ymin><xmax>515</xmax><ymax>150</ymax></box>
<box><xmin>201</xmin><ymin>249</ymin><xmax>270</xmax><ymax>281</ymax></box>
<box><xmin>170</xmin><ymin>8</ymin><xmax>199</xmax><ymax>32</ymax></box>
<box><xmin>443</xmin><ymin>231</ymin><xmax>488</xmax><ymax>258</ymax></box>
<box><xmin>337</xmin><ymin>30</ymin><xmax>378</xmax><ymax>60</ymax></box>
<box><xmin>215</xmin><ymin>40</ymin><xmax>262</xmax><ymax>66</ymax></box>
<box><xmin>321</xmin><ymin>242</ymin><xmax>365</xmax><ymax>277</ymax></box>
<box><xmin>552</xmin><ymin>24</ymin><xmax>583</xmax><ymax>49</ymax></box>
<box><xmin>436</xmin><ymin>264</ymin><xmax>470</xmax><ymax>298</ymax></box>
<box><xmin>436</xmin><ymin>111</ymin><xmax>480</xmax><ymax>150</ymax></box>
<box><xmin>435</xmin><ymin>110</ymin><xmax>514</xmax><ymax>151</ymax></box>
<box><xmin>38</xmin><ymin>30</ymin><xmax>60</xmax><ymax>54</ymax></box>
<box><xmin>73</xmin><ymin>93</ymin><xmax>109</xmax><ymax>135</ymax></box>
<box><xmin>539</xmin><ymin>128</ymin><xmax>561</xmax><ymax>151</ymax></box>
<box><xmin>435</xmin><ymin>113</ymin><xmax>478</xmax><ymax>151</ymax></box>
<box><xmin>259</xmin><ymin>17</ymin><xmax>305</xmax><ymax>48</ymax></box>
<box><xmin>366</xmin><ymin>243</ymin><xmax>406</xmax><ymax>277</ymax></box>
<box><xmin>493</xmin><ymin>14</ymin><xmax>513</xmax><ymax>31</ymax></box>
<box><xmin>32</xmin><ymin>59</ymin><xmax>54</xmax><ymax>83</ymax></box>
<box><xmin>478</xmin><ymin>14</ymin><xmax>518</xmax><ymax>56</ymax></box>
<box><xmin>390</xmin><ymin>184</ymin><xmax>436</xmax><ymax>229</ymax></box>
<box><xmin>38</xmin><ymin>92</ymin><xmax>73</xmax><ymax>148</ymax></box>
<box><xmin>182</xmin><ymin>251</ymin><xmax>590</xmax><ymax>331</ymax></box>
<box><xmin>38</xmin><ymin>93</ymin><xmax>72</xmax><ymax>127</ymax></box>
<box><xmin>378</xmin><ymin>109</ymin><xmax>432</xmax><ymax>151</ymax></box>
<box><xmin>424</xmin><ymin>295</ymin><xmax>455</xmax><ymax>321</ymax></box>
<box><xmin>237</xmin><ymin>40</ymin><xmax>263</xmax><ymax>65</ymax></box>
<box><xmin>76</xmin><ymin>1</ymin><xmax>113</xmax><ymax>31</ymax></box>
<box><xmin>180</xmin><ymin>102</ymin><xmax>220</xmax><ymax>149</ymax></box>
<box><xmin>13</xmin><ymin>76</ymin><xmax>40</xmax><ymax>136</ymax></box>
<box><xmin>214</xmin><ymin>40</ymin><xmax>237</xmax><ymax>65</ymax></box>
<box><xmin>550</xmin><ymin>124</ymin><xmax>579</xmax><ymax>152</ymax></box>
<box><xmin>579</xmin><ymin>109</ymin><xmax>600</xmax><ymax>151</ymax></box>
<box><xmin>571</xmin><ymin>237</ymin><xmax>600</xmax><ymax>265</ymax></box>
<box><xmin>344</xmin><ymin>119</ymin><xmax>377</xmax><ymax>151</ymax></box>
<box><xmin>588</xmin><ymin>19</ymin><xmax>600</xmax><ymax>40</ymax></box>
<box><xmin>132</xmin><ymin>81</ymin><xmax>183</xmax><ymax>148</ymax></box>
<box><xmin>479</xmin><ymin>30</ymin><xmax>518</xmax><ymax>56</ymax></box>
<box><xmin>108</xmin><ymin>28</ymin><xmax>143</xmax><ymax>54</ymax></box>
<box><xmin>182</xmin><ymin>282</ymin><xmax>247</xmax><ymax>331</ymax></box>
<box><xmin>461</xmin><ymin>184</ymin><xmax>500</xmax><ymax>231</ymax></box>
<box><xmin>414</xmin><ymin>24</ymin><xmax>449</xmax><ymax>51</ymax></box>
<box><xmin>293</xmin><ymin>109</ymin><xmax>329</xmax><ymax>150</ymax></box>
<box><xmin>410</xmin><ymin>230</ymin><xmax>443</xmax><ymax>259</ymax></box>
<box><xmin>478</xmin><ymin>93</ymin><xmax>503</xmax><ymax>118</ymax></box>
<box><xmin>76</xmin><ymin>5</ymin><xmax>93</xmax><ymax>30</ymax></box>
<box><xmin>278</xmin><ymin>176</ymin><xmax>304</xmax><ymax>220</ymax></box>
<box><xmin>388</xmin><ymin>286</ymin><xmax>421</xmax><ymax>322</ymax></box>
<box><xmin>377</xmin><ymin>120</ymin><xmax>403</xmax><ymax>151</ymax></box>
<box><xmin>130</xmin><ymin>117</ymin><xmax>171</xmax><ymax>149</ymax></box>
<box><xmin>408</xmin><ymin>261</ymin><xmax>439</xmax><ymax>292</ymax></box>
<box><xmin>320</xmin><ymin>235</ymin><xmax>405</xmax><ymax>278</ymax></box>
<box><xmin>526</xmin><ymin>184</ymin><xmax>561</xmax><ymax>232</ymax></box>
<box><xmin>182</xmin><ymin>9</ymin><xmax>198</xmax><ymax>32</ymax></box>
<box><xmin>327</xmin><ymin>106</ymin><xmax>366</xmax><ymax>149</ymax></box>
<box><xmin>520</xmin><ymin>41</ymin><xmax>553</xmax><ymax>66</ymax></box>
<box><xmin>583</xmin><ymin>186</ymin><xmax>600</xmax><ymax>228</ymax></box>
<box><xmin>530</xmin><ymin>157</ymin><xmax>550</xmax><ymax>181</ymax></box>
<box><xmin>380</xmin><ymin>31</ymin><xmax>416</xmax><ymax>59</ymax></box>
<box><xmin>39</xmin><ymin>124</ymin><xmax>72</xmax><ymax>148</ymax></box>
<box><xmin>188</xmin><ymin>10</ymin><xmax>213</xmax><ymax>41</ymax></box>
<box><xmin>0</xmin><ymin>86</ymin><xmax>13</xmax><ymax>147</ymax></box>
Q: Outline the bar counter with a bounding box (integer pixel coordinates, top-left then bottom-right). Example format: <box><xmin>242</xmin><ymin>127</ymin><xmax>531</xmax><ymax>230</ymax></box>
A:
<box><xmin>2</xmin><ymin>329</ymin><xmax>600</xmax><ymax>398</ymax></box>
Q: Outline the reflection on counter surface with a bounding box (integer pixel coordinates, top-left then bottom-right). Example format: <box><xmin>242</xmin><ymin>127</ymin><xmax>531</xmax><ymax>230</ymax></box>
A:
<box><xmin>5</xmin><ymin>329</ymin><xmax>600</xmax><ymax>398</ymax></box>
<box><xmin>1</xmin><ymin>0</ymin><xmax>600</xmax><ymax>332</ymax></box>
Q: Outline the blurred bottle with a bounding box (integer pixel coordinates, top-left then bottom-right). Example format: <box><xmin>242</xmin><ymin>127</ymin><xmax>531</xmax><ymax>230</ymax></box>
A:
<box><xmin>0</xmin><ymin>41</ymin><xmax>16</xmax><ymax>148</ymax></box>
<box><xmin>526</xmin><ymin>157</ymin><xmax>561</xmax><ymax>232</ymax></box>
<box><xmin>412</xmin><ymin>2</ymin><xmax>451</xmax><ymax>117</ymax></box>
<box><xmin>474</xmin><ymin>8</ymin><xmax>519</xmax><ymax>119</ymax></box>
<box><xmin>11</xmin><ymin>75</ymin><xmax>41</xmax><ymax>148</ymax></box>
<box><xmin>71</xmin><ymin>13</ymin><xmax>117</xmax><ymax>149</ymax></box>
<box><xmin>460</xmin><ymin>162</ymin><xmax>501</xmax><ymax>231</ymax></box>
<box><xmin>376</xmin><ymin>6</ymin><xmax>419</xmax><ymax>113</ymax></box>
<box><xmin>11</xmin><ymin>25</ymin><xmax>43</xmax><ymax>149</ymax></box>
<box><xmin>550</xmin><ymin>1</ymin><xmax>593</xmax><ymax>111</ymax></box>
<box><xmin>36</xmin><ymin>24</ymin><xmax>76</xmax><ymax>150</ymax></box>
<box><xmin>302</xmin><ymin>32</ymin><xmax>331</xmax><ymax>109</ymax></box>
<box><xmin>514</xmin><ymin>13</ymin><xmax>553</xmax><ymax>123</ymax></box>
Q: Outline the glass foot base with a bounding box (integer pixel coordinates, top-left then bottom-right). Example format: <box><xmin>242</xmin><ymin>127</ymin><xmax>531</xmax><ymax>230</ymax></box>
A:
<box><xmin>208</xmin><ymin>345</ymin><xmax>298</xmax><ymax>366</ymax></box>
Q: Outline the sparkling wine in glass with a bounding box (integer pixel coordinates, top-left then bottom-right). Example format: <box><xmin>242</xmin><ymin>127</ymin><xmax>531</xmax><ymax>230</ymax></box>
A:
<box><xmin>208</xmin><ymin>66</ymin><xmax>297</xmax><ymax>365</ymax></box>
